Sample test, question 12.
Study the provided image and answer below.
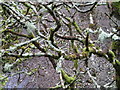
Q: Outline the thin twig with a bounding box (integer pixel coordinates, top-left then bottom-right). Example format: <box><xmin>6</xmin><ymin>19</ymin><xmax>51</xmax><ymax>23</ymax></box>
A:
<box><xmin>105</xmin><ymin>12</ymin><xmax>118</xmax><ymax>27</ymax></box>
<box><xmin>87</xmin><ymin>68</ymin><xmax>100</xmax><ymax>88</ymax></box>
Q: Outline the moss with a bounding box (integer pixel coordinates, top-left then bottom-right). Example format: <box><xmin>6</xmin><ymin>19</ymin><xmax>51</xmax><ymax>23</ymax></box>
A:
<box><xmin>69</xmin><ymin>54</ymin><xmax>77</xmax><ymax>59</ymax></box>
<box><xmin>111</xmin><ymin>40</ymin><xmax>120</xmax><ymax>55</ymax></box>
<box><xmin>111</xmin><ymin>1</ymin><xmax>120</xmax><ymax>19</ymax></box>
<box><xmin>113</xmin><ymin>59</ymin><xmax>120</xmax><ymax>66</ymax></box>
<box><xmin>108</xmin><ymin>50</ymin><xmax>115</xmax><ymax>58</ymax></box>
<box><xmin>111</xmin><ymin>1</ymin><xmax>120</xmax><ymax>12</ymax></box>
<box><xmin>89</xmin><ymin>24</ymin><xmax>97</xmax><ymax>30</ymax></box>
<box><xmin>82</xmin><ymin>51</ymin><xmax>89</xmax><ymax>57</ymax></box>
<box><xmin>107</xmin><ymin>50</ymin><xmax>116</xmax><ymax>63</ymax></box>
<box><xmin>112</xmin><ymin>40</ymin><xmax>120</xmax><ymax>49</ymax></box>
<box><xmin>61</xmin><ymin>69</ymin><xmax>75</xmax><ymax>84</ymax></box>
<box><xmin>73</xmin><ymin>60</ymin><xmax>78</xmax><ymax>70</ymax></box>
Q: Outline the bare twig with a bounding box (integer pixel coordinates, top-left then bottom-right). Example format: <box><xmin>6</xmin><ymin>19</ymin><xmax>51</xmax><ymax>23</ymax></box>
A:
<box><xmin>87</xmin><ymin>68</ymin><xmax>100</xmax><ymax>88</ymax></box>
<box><xmin>73</xmin><ymin>0</ymin><xmax>100</xmax><ymax>13</ymax></box>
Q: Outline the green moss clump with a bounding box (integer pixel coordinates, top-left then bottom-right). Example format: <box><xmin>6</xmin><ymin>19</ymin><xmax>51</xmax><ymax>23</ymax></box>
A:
<box><xmin>107</xmin><ymin>50</ymin><xmax>116</xmax><ymax>63</ymax></box>
<box><xmin>111</xmin><ymin>40</ymin><xmax>120</xmax><ymax>55</ymax></box>
<box><xmin>111</xmin><ymin>1</ymin><xmax>120</xmax><ymax>12</ymax></box>
<box><xmin>111</xmin><ymin>1</ymin><xmax>120</xmax><ymax>19</ymax></box>
<box><xmin>61</xmin><ymin>69</ymin><xmax>75</xmax><ymax>84</ymax></box>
